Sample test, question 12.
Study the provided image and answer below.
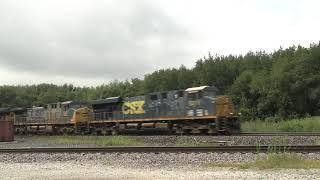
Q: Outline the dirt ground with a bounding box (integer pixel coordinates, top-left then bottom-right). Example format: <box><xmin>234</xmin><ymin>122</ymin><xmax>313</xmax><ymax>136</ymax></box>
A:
<box><xmin>1</xmin><ymin>162</ymin><xmax>320</xmax><ymax>180</ymax></box>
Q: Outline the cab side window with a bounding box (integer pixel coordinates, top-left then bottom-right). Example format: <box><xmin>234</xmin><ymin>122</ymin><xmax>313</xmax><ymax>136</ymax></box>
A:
<box><xmin>174</xmin><ymin>91</ymin><xmax>184</xmax><ymax>99</ymax></box>
<box><xmin>187</xmin><ymin>93</ymin><xmax>197</xmax><ymax>100</ymax></box>
<box><xmin>161</xmin><ymin>93</ymin><xmax>167</xmax><ymax>99</ymax></box>
<box><xmin>150</xmin><ymin>94</ymin><xmax>158</xmax><ymax>101</ymax></box>
<box><xmin>203</xmin><ymin>90</ymin><xmax>216</xmax><ymax>97</ymax></box>
<box><xmin>63</xmin><ymin>105</ymin><xmax>70</xmax><ymax>111</ymax></box>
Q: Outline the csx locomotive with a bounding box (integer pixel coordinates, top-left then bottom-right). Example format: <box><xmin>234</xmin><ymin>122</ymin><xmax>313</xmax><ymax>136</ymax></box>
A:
<box><xmin>0</xmin><ymin>86</ymin><xmax>240</xmax><ymax>135</ymax></box>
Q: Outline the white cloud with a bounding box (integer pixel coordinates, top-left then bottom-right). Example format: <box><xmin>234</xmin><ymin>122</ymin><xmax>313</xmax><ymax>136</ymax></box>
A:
<box><xmin>0</xmin><ymin>0</ymin><xmax>319</xmax><ymax>86</ymax></box>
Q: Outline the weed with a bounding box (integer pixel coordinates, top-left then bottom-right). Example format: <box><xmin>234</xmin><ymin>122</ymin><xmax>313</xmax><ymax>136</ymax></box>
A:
<box><xmin>240</xmin><ymin>153</ymin><xmax>320</xmax><ymax>169</ymax></box>
<box><xmin>207</xmin><ymin>153</ymin><xmax>320</xmax><ymax>169</ymax></box>
<box><xmin>175</xmin><ymin>137</ymin><xmax>199</xmax><ymax>146</ymax></box>
<box><xmin>270</xmin><ymin>136</ymin><xmax>289</xmax><ymax>146</ymax></box>
<box><xmin>34</xmin><ymin>135</ymin><xmax>142</xmax><ymax>146</ymax></box>
<box><xmin>241</xmin><ymin>116</ymin><xmax>320</xmax><ymax>132</ymax></box>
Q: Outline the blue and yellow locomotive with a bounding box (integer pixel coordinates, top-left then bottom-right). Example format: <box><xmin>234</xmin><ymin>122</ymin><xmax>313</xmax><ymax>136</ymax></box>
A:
<box><xmin>9</xmin><ymin>85</ymin><xmax>240</xmax><ymax>135</ymax></box>
<box><xmin>87</xmin><ymin>85</ymin><xmax>239</xmax><ymax>135</ymax></box>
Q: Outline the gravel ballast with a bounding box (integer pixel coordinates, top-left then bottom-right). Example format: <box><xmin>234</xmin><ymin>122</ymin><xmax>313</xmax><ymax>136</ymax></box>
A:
<box><xmin>1</xmin><ymin>152</ymin><xmax>320</xmax><ymax>179</ymax></box>
<box><xmin>138</xmin><ymin>135</ymin><xmax>320</xmax><ymax>146</ymax></box>
<box><xmin>1</xmin><ymin>136</ymin><xmax>320</xmax><ymax>179</ymax></box>
<box><xmin>1</xmin><ymin>162</ymin><xmax>320</xmax><ymax>180</ymax></box>
<box><xmin>1</xmin><ymin>135</ymin><xmax>320</xmax><ymax>149</ymax></box>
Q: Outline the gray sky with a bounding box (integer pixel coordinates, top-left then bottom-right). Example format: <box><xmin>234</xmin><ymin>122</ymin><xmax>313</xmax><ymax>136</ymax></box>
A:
<box><xmin>0</xmin><ymin>0</ymin><xmax>319</xmax><ymax>86</ymax></box>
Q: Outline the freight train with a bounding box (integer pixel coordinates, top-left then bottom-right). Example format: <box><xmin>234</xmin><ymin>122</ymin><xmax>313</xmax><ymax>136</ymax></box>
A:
<box><xmin>0</xmin><ymin>86</ymin><xmax>240</xmax><ymax>135</ymax></box>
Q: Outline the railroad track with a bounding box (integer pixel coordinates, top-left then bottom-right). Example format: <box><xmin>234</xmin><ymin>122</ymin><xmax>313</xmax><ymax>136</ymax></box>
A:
<box><xmin>108</xmin><ymin>131</ymin><xmax>320</xmax><ymax>136</ymax></box>
<box><xmin>14</xmin><ymin>131</ymin><xmax>320</xmax><ymax>136</ymax></box>
<box><xmin>108</xmin><ymin>132</ymin><xmax>320</xmax><ymax>136</ymax></box>
<box><xmin>1</xmin><ymin>145</ymin><xmax>320</xmax><ymax>153</ymax></box>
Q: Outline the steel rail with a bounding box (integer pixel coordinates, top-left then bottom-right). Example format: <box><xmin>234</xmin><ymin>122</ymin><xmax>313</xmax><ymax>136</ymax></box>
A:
<box><xmin>1</xmin><ymin>145</ymin><xmax>320</xmax><ymax>153</ymax></box>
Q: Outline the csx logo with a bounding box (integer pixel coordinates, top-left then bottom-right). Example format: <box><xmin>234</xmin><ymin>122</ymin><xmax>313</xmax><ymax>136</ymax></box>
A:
<box><xmin>122</xmin><ymin>101</ymin><xmax>145</xmax><ymax>114</ymax></box>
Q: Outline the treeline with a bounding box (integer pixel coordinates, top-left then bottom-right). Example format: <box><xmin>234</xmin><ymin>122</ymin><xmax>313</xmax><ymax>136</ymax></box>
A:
<box><xmin>1</xmin><ymin>43</ymin><xmax>320</xmax><ymax>120</ymax></box>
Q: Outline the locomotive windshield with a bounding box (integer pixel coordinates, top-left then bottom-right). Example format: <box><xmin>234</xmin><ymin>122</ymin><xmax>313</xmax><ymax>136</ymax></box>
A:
<box><xmin>203</xmin><ymin>90</ymin><xmax>216</xmax><ymax>97</ymax></box>
<box><xmin>187</xmin><ymin>92</ymin><xmax>198</xmax><ymax>100</ymax></box>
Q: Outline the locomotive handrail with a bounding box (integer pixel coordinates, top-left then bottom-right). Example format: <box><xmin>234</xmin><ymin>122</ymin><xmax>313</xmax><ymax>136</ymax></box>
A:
<box><xmin>90</xmin><ymin>110</ymin><xmax>188</xmax><ymax>122</ymax></box>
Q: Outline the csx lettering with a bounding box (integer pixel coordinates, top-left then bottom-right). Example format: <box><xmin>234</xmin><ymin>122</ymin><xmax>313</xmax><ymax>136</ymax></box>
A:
<box><xmin>122</xmin><ymin>101</ymin><xmax>145</xmax><ymax>114</ymax></box>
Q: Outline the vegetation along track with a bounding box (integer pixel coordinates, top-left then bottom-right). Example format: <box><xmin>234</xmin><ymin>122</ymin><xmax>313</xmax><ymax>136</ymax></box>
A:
<box><xmin>2</xmin><ymin>145</ymin><xmax>320</xmax><ymax>153</ymax></box>
<box><xmin>238</xmin><ymin>132</ymin><xmax>320</xmax><ymax>136</ymax></box>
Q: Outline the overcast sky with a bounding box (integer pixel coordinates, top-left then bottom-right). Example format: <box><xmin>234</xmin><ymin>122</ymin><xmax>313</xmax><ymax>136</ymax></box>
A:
<box><xmin>0</xmin><ymin>0</ymin><xmax>319</xmax><ymax>86</ymax></box>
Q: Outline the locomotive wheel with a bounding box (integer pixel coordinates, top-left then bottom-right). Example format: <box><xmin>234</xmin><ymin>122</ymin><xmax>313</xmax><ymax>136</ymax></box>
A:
<box><xmin>101</xmin><ymin>129</ymin><xmax>108</xmax><ymax>136</ymax></box>
<box><xmin>45</xmin><ymin>131</ymin><xmax>53</xmax><ymax>136</ymax></box>
<box><xmin>111</xmin><ymin>129</ymin><xmax>119</xmax><ymax>136</ymax></box>
<box><xmin>61</xmin><ymin>128</ymin><xmax>68</xmax><ymax>135</ymax></box>
<box><xmin>90</xmin><ymin>128</ymin><xmax>101</xmax><ymax>135</ymax></box>
<box><xmin>15</xmin><ymin>128</ymin><xmax>23</xmax><ymax>135</ymax></box>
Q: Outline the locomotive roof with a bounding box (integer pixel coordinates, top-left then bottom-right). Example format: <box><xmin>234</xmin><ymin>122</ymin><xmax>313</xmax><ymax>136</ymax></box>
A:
<box><xmin>49</xmin><ymin>101</ymin><xmax>88</xmax><ymax>105</ymax></box>
<box><xmin>0</xmin><ymin>108</ymin><xmax>10</xmax><ymax>113</ymax></box>
<box><xmin>0</xmin><ymin>107</ymin><xmax>26</xmax><ymax>113</ymax></box>
<box><xmin>91</xmin><ymin>97</ymin><xmax>123</xmax><ymax>105</ymax></box>
<box><xmin>10</xmin><ymin>107</ymin><xmax>26</xmax><ymax>112</ymax></box>
<box><xmin>61</xmin><ymin>101</ymin><xmax>73</xmax><ymax>105</ymax></box>
<box><xmin>185</xmin><ymin>86</ymin><xmax>218</xmax><ymax>93</ymax></box>
<box><xmin>28</xmin><ymin>106</ymin><xmax>44</xmax><ymax>110</ymax></box>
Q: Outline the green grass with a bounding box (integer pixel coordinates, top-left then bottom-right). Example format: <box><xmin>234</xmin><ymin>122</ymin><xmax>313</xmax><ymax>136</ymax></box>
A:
<box><xmin>175</xmin><ymin>137</ymin><xmax>201</xmax><ymax>146</ymax></box>
<box><xmin>207</xmin><ymin>153</ymin><xmax>320</xmax><ymax>169</ymax></box>
<box><xmin>241</xmin><ymin>116</ymin><xmax>320</xmax><ymax>132</ymax></box>
<box><xmin>34</xmin><ymin>136</ymin><xmax>142</xmax><ymax>146</ymax></box>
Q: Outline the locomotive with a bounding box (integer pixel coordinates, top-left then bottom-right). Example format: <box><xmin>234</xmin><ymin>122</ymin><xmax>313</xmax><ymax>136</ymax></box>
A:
<box><xmin>1</xmin><ymin>85</ymin><xmax>240</xmax><ymax>135</ymax></box>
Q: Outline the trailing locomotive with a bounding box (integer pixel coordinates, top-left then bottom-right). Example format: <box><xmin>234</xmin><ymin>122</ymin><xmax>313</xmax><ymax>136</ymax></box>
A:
<box><xmin>2</xmin><ymin>85</ymin><xmax>240</xmax><ymax>135</ymax></box>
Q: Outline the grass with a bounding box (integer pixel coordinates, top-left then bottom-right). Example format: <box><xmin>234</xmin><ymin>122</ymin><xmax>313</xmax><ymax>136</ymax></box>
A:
<box><xmin>33</xmin><ymin>136</ymin><xmax>142</xmax><ymax>146</ymax></box>
<box><xmin>241</xmin><ymin>116</ymin><xmax>320</xmax><ymax>132</ymax></box>
<box><xmin>175</xmin><ymin>137</ymin><xmax>201</xmax><ymax>146</ymax></box>
<box><xmin>207</xmin><ymin>153</ymin><xmax>320</xmax><ymax>169</ymax></box>
<box><xmin>241</xmin><ymin>153</ymin><xmax>320</xmax><ymax>169</ymax></box>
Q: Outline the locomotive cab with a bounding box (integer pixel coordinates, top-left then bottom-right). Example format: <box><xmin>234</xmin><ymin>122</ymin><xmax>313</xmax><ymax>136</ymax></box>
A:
<box><xmin>185</xmin><ymin>86</ymin><xmax>236</xmax><ymax>117</ymax></box>
<box><xmin>71</xmin><ymin>107</ymin><xmax>92</xmax><ymax>134</ymax></box>
<box><xmin>71</xmin><ymin>107</ymin><xmax>92</xmax><ymax>124</ymax></box>
<box><xmin>185</xmin><ymin>86</ymin><xmax>219</xmax><ymax>117</ymax></box>
<box><xmin>185</xmin><ymin>86</ymin><xmax>239</xmax><ymax>134</ymax></box>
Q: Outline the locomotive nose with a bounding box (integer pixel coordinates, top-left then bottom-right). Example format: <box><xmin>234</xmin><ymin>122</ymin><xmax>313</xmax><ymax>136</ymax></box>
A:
<box><xmin>215</xmin><ymin>96</ymin><xmax>236</xmax><ymax>117</ymax></box>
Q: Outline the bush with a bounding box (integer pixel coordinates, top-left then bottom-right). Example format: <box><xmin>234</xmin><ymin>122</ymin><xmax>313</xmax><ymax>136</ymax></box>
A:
<box><xmin>264</xmin><ymin>116</ymin><xmax>281</xmax><ymax>123</ymax></box>
<box><xmin>279</xmin><ymin>121</ymin><xmax>304</xmax><ymax>132</ymax></box>
<box><xmin>239</xmin><ymin>108</ymin><xmax>255</xmax><ymax>121</ymax></box>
